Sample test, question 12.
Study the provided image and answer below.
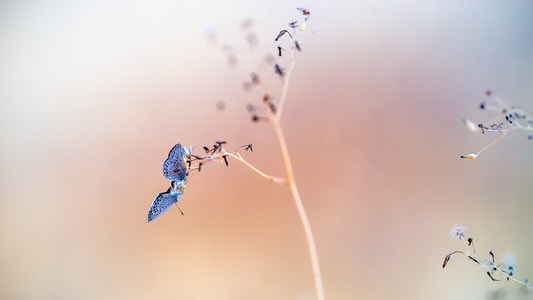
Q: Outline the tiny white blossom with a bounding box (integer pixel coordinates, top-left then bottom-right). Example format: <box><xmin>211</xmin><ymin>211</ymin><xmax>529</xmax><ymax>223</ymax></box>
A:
<box><xmin>450</xmin><ymin>225</ymin><xmax>467</xmax><ymax>240</ymax></box>
<box><xmin>501</xmin><ymin>251</ymin><xmax>517</xmax><ymax>271</ymax></box>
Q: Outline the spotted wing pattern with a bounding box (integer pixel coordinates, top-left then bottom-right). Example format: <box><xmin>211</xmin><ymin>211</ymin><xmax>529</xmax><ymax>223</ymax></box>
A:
<box><xmin>147</xmin><ymin>188</ymin><xmax>180</xmax><ymax>222</ymax></box>
<box><xmin>162</xmin><ymin>143</ymin><xmax>188</xmax><ymax>181</ymax></box>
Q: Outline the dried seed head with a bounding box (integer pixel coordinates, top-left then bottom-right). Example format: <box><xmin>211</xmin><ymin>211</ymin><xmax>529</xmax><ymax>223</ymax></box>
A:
<box><xmin>460</xmin><ymin>153</ymin><xmax>478</xmax><ymax>160</ymax></box>
<box><xmin>295</xmin><ymin>40</ymin><xmax>301</xmax><ymax>51</ymax></box>
<box><xmin>288</xmin><ymin>20</ymin><xmax>298</xmax><ymax>28</ymax></box>
<box><xmin>297</xmin><ymin>7</ymin><xmax>311</xmax><ymax>16</ymax></box>
<box><xmin>274</xmin><ymin>64</ymin><xmax>284</xmax><ymax>77</ymax></box>
<box><xmin>450</xmin><ymin>225</ymin><xmax>467</xmax><ymax>239</ymax></box>
<box><xmin>251</xmin><ymin>73</ymin><xmax>260</xmax><ymax>84</ymax></box>
<box><xmin>463</xmin><ymin>118</ymin><xmax>479</xmax><ymax>132</ymax></box>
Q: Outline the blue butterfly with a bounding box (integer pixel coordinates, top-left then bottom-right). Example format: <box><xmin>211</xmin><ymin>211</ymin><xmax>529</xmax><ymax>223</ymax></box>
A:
<box><xmin>147</xmin><ymin>144</ymin><xmax>189</xmax><ymax>222</ymax></box>
<box><xmin>162</xmin><ymin>143</ymin><xmax>188</xmax><ymax>181</ymax></box>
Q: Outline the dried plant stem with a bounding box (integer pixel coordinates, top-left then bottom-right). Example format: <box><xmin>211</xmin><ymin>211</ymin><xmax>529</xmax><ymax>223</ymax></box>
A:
<box><xmin>270</xmin><ymin>115</ymin><xmax>325</xmax><ymax>300</ymax></box>
<box><xmin>223</xmin><ymin>151</ymin><xmax>288</xmax><ymax>185</ymax></box>
<box><xmin>444</xmin><ymin>230</ymin><xmax>533</xmax><ymax>291</ymax></box>
<box><xmin>275</xmin><ymin>58</ymin><xmax>296</xmax><ymax>123</ymax></box>
<box><xmin>226</xmin><ymin>114</ymin><xmax>325</xmax><ymax>299</ymax></box>
<box><xmin>476</xmin><ymin>131</ymin><xmax>507</xmax><ymax>156</ymax></box>
<box><xmin>227</xmin><ymin>18</ymin><xmax>324</xmax><ymax>298</ymax></box>
<box><xmin>270</xmin><ymin>33</ymin><xmax>324</xmax><ymax>299</ymax></box>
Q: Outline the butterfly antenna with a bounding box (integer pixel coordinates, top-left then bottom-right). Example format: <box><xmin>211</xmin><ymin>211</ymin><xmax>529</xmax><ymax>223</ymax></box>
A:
<box><xmin>175</xmin><ymin>203</ymin><xmax>184</xmax><ymax>215</ymax></box>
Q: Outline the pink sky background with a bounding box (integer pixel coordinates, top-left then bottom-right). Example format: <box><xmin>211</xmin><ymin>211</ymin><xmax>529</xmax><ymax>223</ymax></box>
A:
<box><xmin>1</xmin><ymin>1</ymin><xmax>533</xmax><ymax>299</ymax></box>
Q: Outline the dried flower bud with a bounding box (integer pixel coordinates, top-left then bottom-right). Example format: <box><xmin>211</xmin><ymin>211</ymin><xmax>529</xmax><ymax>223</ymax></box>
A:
<box><xmin>460</xmin><ymin>153</ymin><xmax>478</xmax><ymax>160</ymax></box>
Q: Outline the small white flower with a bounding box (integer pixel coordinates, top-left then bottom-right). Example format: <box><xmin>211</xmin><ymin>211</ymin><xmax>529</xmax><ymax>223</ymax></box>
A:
<box><xmin>450</xmin><ymin>225</ymin><xmax>467</xmax><ymax>240</ymax></box>
<box><xmin>501</xmin><ymin>251</ymin><xmax>517</xmax><ymax>271</ymax></box>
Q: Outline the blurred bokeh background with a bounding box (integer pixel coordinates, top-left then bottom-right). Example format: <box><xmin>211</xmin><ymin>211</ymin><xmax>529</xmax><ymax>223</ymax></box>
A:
<box><xmin>1</xmin><ymin>0</ymin><xmax>533</xmax><ymax>299</ymax></box>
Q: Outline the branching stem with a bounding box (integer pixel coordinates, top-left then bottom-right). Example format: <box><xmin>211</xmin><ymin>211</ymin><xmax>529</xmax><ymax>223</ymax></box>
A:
<box><xmin>264</xmin><ymin>29</ymin><xmax>325</xmax><ymax>297</ymax></box>
<box><xmin>269</xmin><ymin>114</ymin><xmax>325</xmax><ymax>300</ymax></box>
<box><xmin>223</xmin><ymin>151</ymin><xmax>288</xmax><ymax>185</ymax></box>
<box><xmin>224</xmin><ymin>14</ymin><xmax>325</xmax><ymax>299</ymax></box>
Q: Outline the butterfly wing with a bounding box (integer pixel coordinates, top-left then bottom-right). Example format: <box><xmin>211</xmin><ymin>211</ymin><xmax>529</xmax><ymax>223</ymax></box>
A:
<box><xmin>162</xmin><ymin>143</ymin><xmax>188</xmax><ymax>181</ymax></box>
<box><xmin>147</xmin><ymin>188</ymin><xmax>180</xmax><ymax>222</ymax></box>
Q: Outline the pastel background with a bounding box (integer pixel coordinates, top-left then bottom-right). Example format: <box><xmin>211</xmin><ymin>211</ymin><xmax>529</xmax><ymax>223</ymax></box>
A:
<box><xmin>1</xmin><ymin>1</ymin><xmax>532</xmax><ymax>299</ymax></box>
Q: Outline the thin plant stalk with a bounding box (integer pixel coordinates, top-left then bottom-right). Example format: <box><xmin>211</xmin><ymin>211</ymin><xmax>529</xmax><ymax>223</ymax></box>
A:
<box><xmin>261</xmin><ymin>26</ymin><xmax>324</xmax><ymax>296</ymax></box>
<box><xmin>223</xmin><ymin>151</ymin><xmax>288</xmax><ymax>185</ymax></box>
<box><xmin>275</xmin><ymin>57</ymin><xmax>295</xmax><ymax>123</ymax></box>
<box><xmin>218</xmin><ymin>13</ymin><xmax>325</xmax><ymax>298</ymax></box>
<box><xmin>197</xmin><ymin>127</ymin><xmax>326</xmax><ymax>299</ymax></box>
<box><xmin>444</xmin><ymin>225</ymin><xmax>533</xmax><ymax>291</ymax></box>
<box><xmin>269</xmin><ymin>112</ymin><xmax>325</xmax><ymax>300</ymax></box>
<box><xmin>461</xmin><ymin>91</ymin><xmax>533</xmax><ymax>159</ymax></box>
